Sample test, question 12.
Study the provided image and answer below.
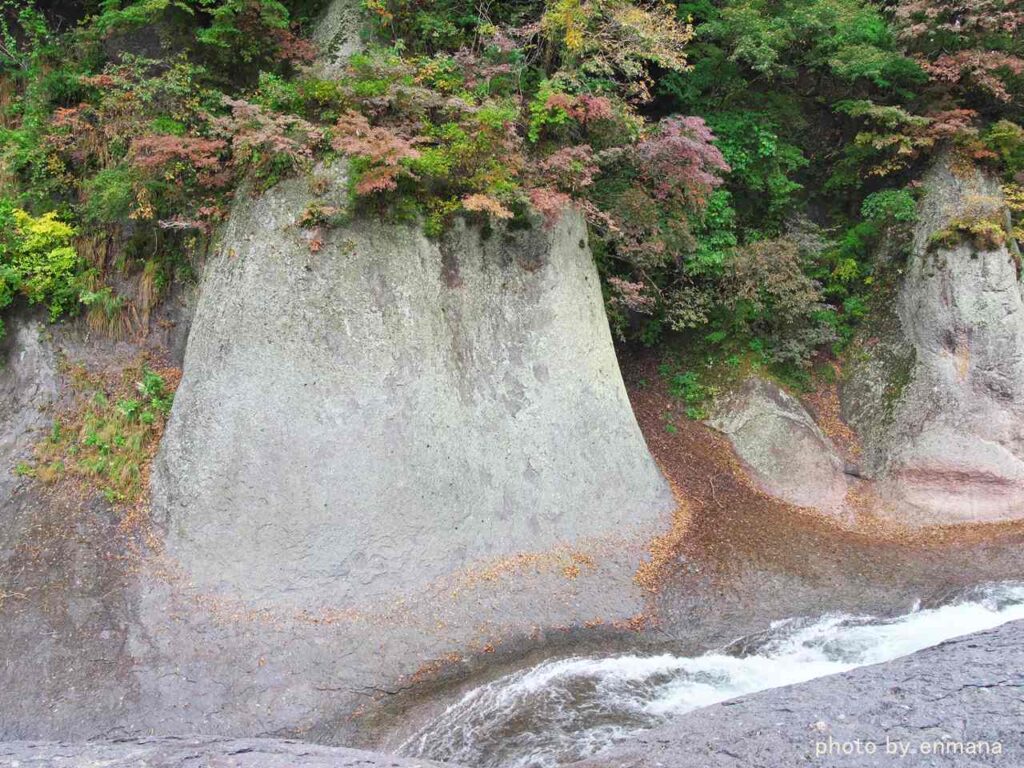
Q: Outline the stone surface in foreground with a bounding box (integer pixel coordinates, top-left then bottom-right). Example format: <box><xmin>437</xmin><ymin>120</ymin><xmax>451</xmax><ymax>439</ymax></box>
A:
<box><xmin>0</xmin><ymin>737</ymin><xmax>457</xmax><ymax>767</ymax></box>
<box><xmin>574</xmin><ymin>619</ymin><xmax>1024</xmax><ymax>767</ymax></box>
<box><xmin>6</xmin><ymin>621</ymin><xmax>1022</xmax><ymax>767</ymax></box>
<box><xmin>709</xmin><ymin>376</ymin><xmax>849</xmax><ymax>518</ymax></box>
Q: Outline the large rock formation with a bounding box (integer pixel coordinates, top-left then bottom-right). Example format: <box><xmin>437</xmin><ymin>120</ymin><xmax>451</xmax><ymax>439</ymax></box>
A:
<box><xmin>151</xmin><ymin>0</ymin><xmax>671</xmax><ymax>611</ymax></box>
<box><xmin>574</xmin><ymin>618</ymin><xmax>1024</xmax><ymax>768</ymax></box>
<box><xmin>0</xmin><ymin>0</ymin><xmax>672</xmax><ymax>743</ymax></box>
<box><xmin>843</xmin><ymin>153</ymin><xmax>1024</xmax><ymax>524</ymax></box>
<box><xmin>152</xmin><ymin>163</ymin><xmax>672</xmax><ymax>609</ymax></box>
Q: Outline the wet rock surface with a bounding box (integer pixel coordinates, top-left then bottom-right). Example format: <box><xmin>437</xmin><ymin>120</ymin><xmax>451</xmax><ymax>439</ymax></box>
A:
<box><xmin>4</xmin><ymin>618</ymin><xmax>1023</xmax><ymax>767</ymax></box>
<box><xmin>574</xmin><ymin>618</ymin><xmax>1024</xmax><ymax>768</ymax></box>
<box><xmin>0</xmin><ymin>737</ymin><xmax>458</xmax><ymax>767</ymax></box>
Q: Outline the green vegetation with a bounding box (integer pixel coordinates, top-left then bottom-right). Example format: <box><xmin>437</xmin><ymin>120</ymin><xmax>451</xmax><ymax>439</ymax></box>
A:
<box><xmin>0</xmin><ymin>0</ymin><xmax>326</xmax><ymax>335</ymax></box>
<box><xmin>0</xmin><ymin>0</ymin><xmax>1023</xmax><ymax>379</ymax></box>
<box><xmin>0</xmin><ymin>200</ymin><xmax>82</xmax><ymax>337</ymax></box>
<box><xmin>27</xmin><ymin>362</ymin><xmax>177</xmax><ymax>506</ymax></box>
<box><xmin>663</xmin><ymin>366</ymin><xmax>712</xmax><ymax>420</ymax></box>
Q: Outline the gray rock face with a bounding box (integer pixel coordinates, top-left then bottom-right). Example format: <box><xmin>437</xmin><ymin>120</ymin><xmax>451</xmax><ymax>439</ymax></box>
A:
<box><xmin>843</xmin><ymin>153</ymin><xmax>1024</xmax><ymax>524</ymax></box>
<box><xmin>313</xmin><ymin>0</ymin><xmax>361</xmax><ymax>74</ymax></box>
<box><xmin>0</xmin><ymin>0</ymin><xmax>670</xmax><ymax>742</ymax></box>
<box><xmin>0</xmin><ymin>314</ymin><xmax>57</xmax><ymax>507</ymax></box>
<box><xmin>709</xmin><ymin>377</ymin><xmax>848</xmax><ymax>516</ymax></box>
<box><xmin>575</xmin><ymin>618</ymin><xmax>1024</xmax><ymax>768</ymax></box>
<box><xmin>0</xmin><ymin>738</ymin><xmax>457</xmax><ymax>767</ymax></box>
<box><xmin>153</xmin><ymin>165</ymin><xmax>672</xmax><ymax>610</ymax></box>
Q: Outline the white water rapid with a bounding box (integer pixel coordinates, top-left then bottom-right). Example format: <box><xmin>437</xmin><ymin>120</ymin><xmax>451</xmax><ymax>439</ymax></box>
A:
<box><xmin>402</xmin><ymin>582</ymin><xmax>1024</xmax><ymax>768</ymax></box>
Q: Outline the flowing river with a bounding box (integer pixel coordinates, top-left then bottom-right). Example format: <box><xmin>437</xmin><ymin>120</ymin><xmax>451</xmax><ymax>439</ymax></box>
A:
<box><xmin>400</xmin><ymin>581</ymin><xmax>1024</xmax><ymax>768</ymax></box>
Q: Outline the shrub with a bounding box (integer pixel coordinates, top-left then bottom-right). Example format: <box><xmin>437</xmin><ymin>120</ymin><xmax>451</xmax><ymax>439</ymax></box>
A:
<box><xmin>0</xmin><ymin>200</ymin><xmax>82</xmax><ymax>334</ymax></box>
<box><xmin>723</xmin><ymin>235</ymin><xmax>836</xmax><ymax>367</ymax></box>
<box><xmin>861</xmin><ymin>188</ymin><xmax>918</xmax><ymax>224</ymax></box>
<box><xmin>332</xmin><ymin>109</ymin><xmax>422</xmax><ymax>195</ymax></box>
<box><xmin>212</xmin><ymin>96</ymin><xmax>323</xmax><ymax>188</ymax></box>
<box><xmin>985</xmin><ymin>120</ymin><xmax>1024</xmax><ymax>179</ymax></box>
<box><xmin>704</xmin><ymin>111</ymin><xmax>806</xmax><ymax>231</ymax></box>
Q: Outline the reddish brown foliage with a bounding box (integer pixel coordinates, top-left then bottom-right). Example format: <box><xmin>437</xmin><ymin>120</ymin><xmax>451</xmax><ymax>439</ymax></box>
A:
<box><xmin>528</xmin><ymin>186</ymin><xmax>573</xmax><ymax>225</ymax></box>
<box><xmin>461</xmin><ymin>193</ymin><xmax>513</xmax><ymax>219</ymax></box>
<box><xmin>273</xmin><ymin>26</ymin><xmax>318</xmax><ymax>64</ymax></box>
<box><xmin>635</xmin><ymin>116</ymin><xmax>729</xmax><ymax>207</ymax></box>
<box><xmin>920</xmin><ymin>51</ymin><xmax>1024</xmax><ymax>102</ymax></box>
<box><xmin>130</xmin><ymin>134</ymin><xmax>229</xmax><ymax>188</ymax></box>
<box><xmin>545</xmin><ymin>92</ymin><xmax>616</xmax><ymax>125</ymax></box>
<box><xmin>212</xmin><ymin>97</ymin><xmax>323</xmax><ymax>175</ymax></box>
<box><xmin>894</xmin><ymin>0</ymin><xmax>1024</xmax><ymax>39</ymax></box>
<box><xmin>536</xmin><ymin>145</ymin><xmax>599</xmax><ymax>193</ymax></box>
<box><xmin>607</xmin><ymin>276</ymin><xmax>656</xmax><ymax>312</ymax></box>
<box><xmin>331</xmin><ymin>110</ymin><xmax>421</xmax><ymax>195</ymax></box>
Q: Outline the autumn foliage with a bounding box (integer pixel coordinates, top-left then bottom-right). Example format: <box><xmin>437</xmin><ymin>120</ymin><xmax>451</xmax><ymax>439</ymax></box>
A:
<box><xmin>2</xmin><ymin>0</ymin><xmax>1024</xmax><ymax>368</ymax></box>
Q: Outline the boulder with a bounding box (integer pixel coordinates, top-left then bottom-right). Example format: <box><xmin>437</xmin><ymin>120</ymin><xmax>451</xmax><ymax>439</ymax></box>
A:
<box><xmin>842</xmin><ymin>152</ymin><xmax>1024</xmax><ymax>524</ymax></box>
<box><xmin>709</xmin><ymin>377</ymin><xmax>848</xmax><ymax>516</ymax></box>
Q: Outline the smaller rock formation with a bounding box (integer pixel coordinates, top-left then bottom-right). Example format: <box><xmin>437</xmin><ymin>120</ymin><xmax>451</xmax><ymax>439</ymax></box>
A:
<box><xmin>713</xmin><ymin>153</ymin><xmax>1024</xmax><ymax>527</ymax></box>
<box><xmin>843</xmin><ymin>152</ymin><xmax>1024</xmax><ymax>524</ymax></box>
<box><xmin>709</xmin><ymin>377</ymin><xmax>849</xmax><ymax>517</ymax></box>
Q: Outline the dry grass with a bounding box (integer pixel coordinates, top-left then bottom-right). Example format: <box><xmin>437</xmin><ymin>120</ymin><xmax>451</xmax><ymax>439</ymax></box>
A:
<box><xmin>27</xmin><ymin>359</ymin><xmax>180</xmax><ymax>516</ymax></box>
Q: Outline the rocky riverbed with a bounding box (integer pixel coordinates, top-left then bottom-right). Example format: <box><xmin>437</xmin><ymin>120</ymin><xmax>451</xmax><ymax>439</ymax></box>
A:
<box><xmin>4</xmin><ymin>615</ymin><xmax>1022</xmax><ymax>767</ymax></box>
<box><xmin>4</xmin><ymin>299</ymin><xmax>1024</xmax><ymax>762</ymax></box>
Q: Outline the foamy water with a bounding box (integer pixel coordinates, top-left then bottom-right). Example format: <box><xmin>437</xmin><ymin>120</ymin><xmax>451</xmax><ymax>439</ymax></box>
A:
<box><xmin>402</xmin><ymin>582</ymin><xmax>1024</xmax><ymax>768</ymax></box>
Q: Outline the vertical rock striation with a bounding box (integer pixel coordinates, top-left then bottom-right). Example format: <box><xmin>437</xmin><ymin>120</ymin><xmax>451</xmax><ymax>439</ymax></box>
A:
<box><xmin>0</xmin><ymin>315</ymin><xmax>57</xmax><ymax>509</ymax></box>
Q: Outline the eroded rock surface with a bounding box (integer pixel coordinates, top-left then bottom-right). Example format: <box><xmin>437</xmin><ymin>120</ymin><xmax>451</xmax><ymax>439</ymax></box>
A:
<box><xmin>154</xmin><ymin>0</ymin><xmax>671</xmax><ymax>612</ymax></box>
<box><xmin>575</xmin><ymin>618</ymin><xmax>1024</xmax><ymax>768</ymax></box>
<box><xmin>843</xmin><ymin>153</ymin><xmax>1024</xmax><ymax>524</ymax></box>
<box><xmin>709</xmin><ymin>377</ymin><xmax>849</xmax><ymax>517</ymax></box>
<box><xmin>1</xmin><ymin>0</ymin><xmax>674</xmax><ymax>742</ymax></box>
<box><xmin>6</xmin><ymin>618</ymin><xmax>1023</xmax><ymax>767</ymax></box>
